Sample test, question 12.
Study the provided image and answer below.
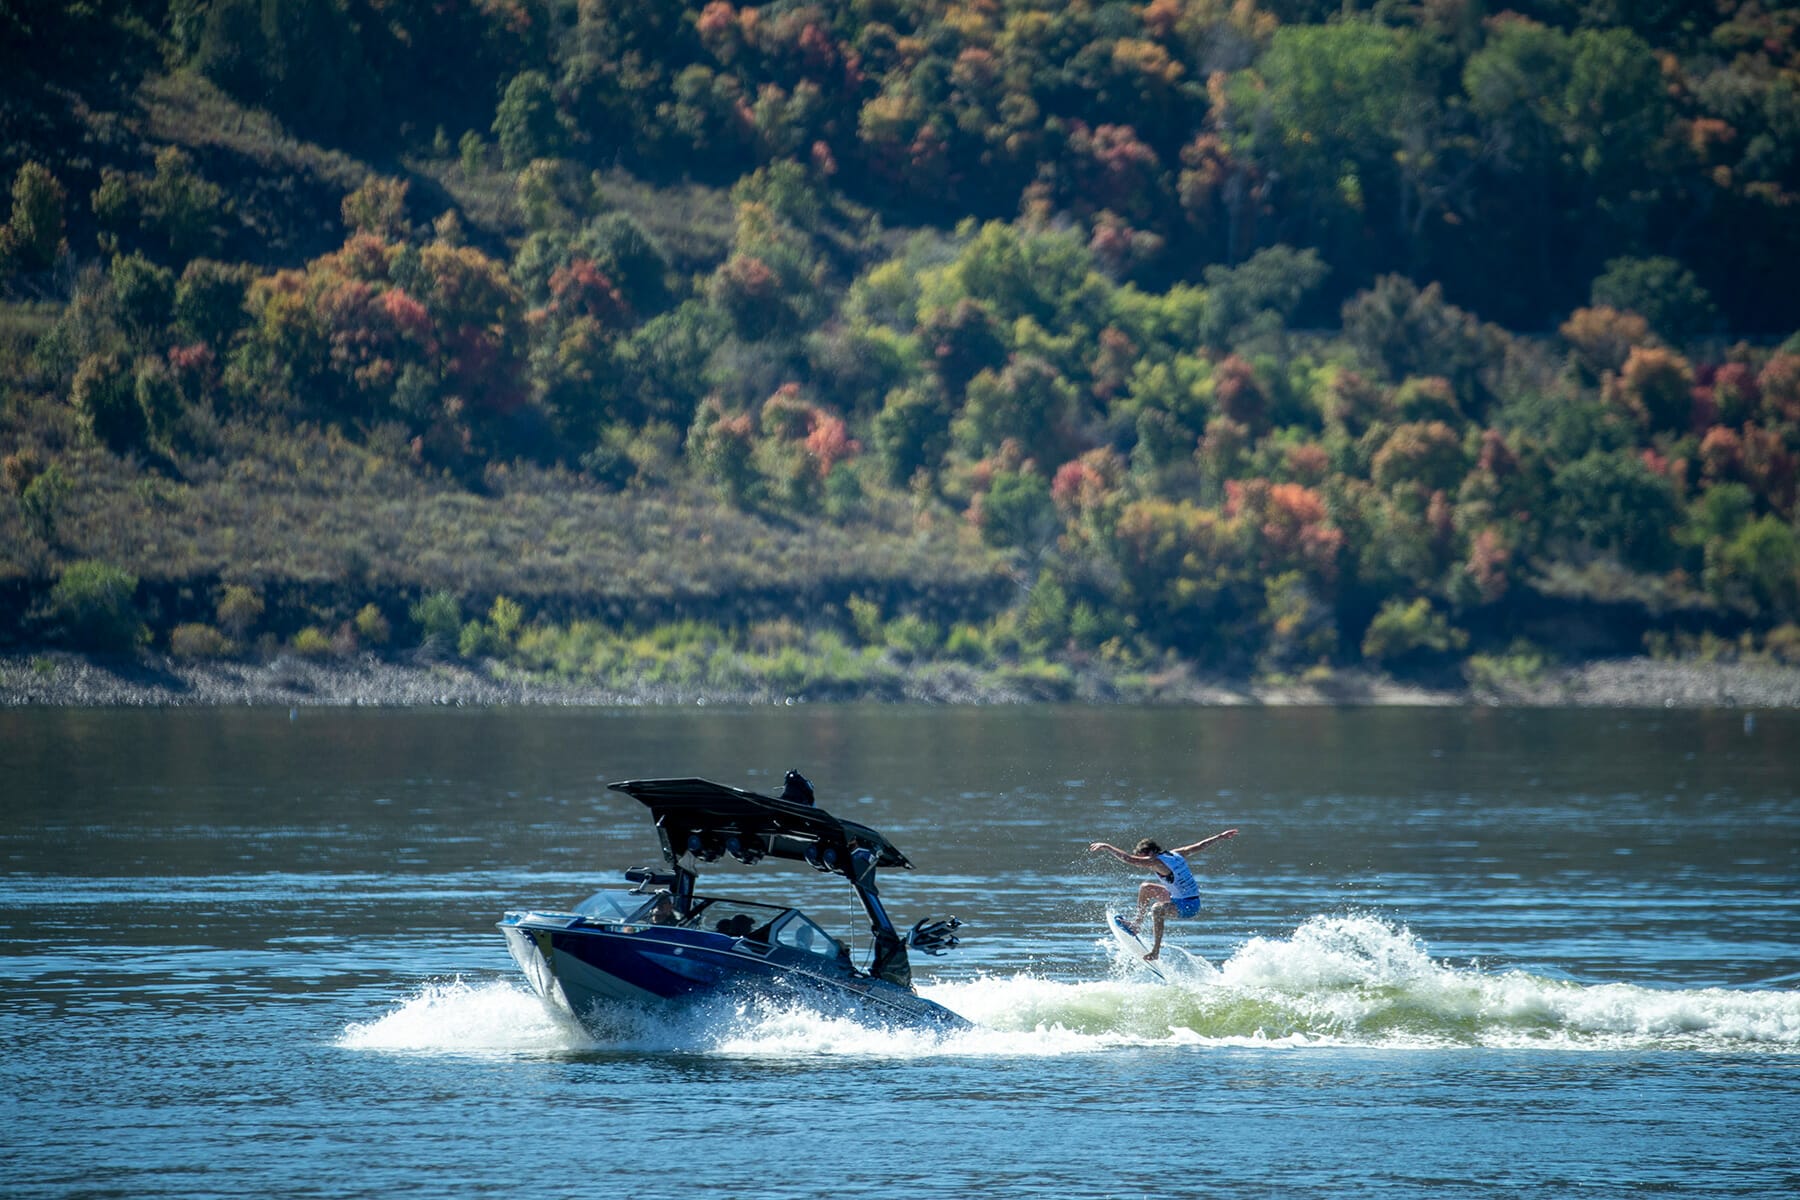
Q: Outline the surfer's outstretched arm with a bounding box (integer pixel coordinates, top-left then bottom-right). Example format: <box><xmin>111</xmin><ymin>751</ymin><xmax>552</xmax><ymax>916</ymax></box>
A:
<box><xmin>1171</xmin><ymin>829</ymin><xmax>1238</xmax><ymax>857</ymax></box>
<box><xmin>1088</xmin><ymin>842</ymin><xmax>1157</xmax><ymax>868</ymax></box>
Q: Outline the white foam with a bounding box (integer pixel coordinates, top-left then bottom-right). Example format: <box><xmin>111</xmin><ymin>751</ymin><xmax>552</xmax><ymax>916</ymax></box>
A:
<box><xmin>340</xmin><ymin>919</ymin><xmax>1800</xmax><ymax>1059</ymax></box>
<box><xmin>337</xmin><ymin>977</ymin><xmax>595</xmax><ymax>1055</ymax></box>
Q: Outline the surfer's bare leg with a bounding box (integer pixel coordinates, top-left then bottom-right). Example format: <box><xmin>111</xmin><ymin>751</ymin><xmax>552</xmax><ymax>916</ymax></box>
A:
<box><xmin>1132</xmin><ymin>881</ymin><xmax>1170</xmax><ymax>933</ymax></box>
<box><xmin>1145</xmin><ymin>900</ymin><xmax>1172</xmax><ymax>960</ymax></box>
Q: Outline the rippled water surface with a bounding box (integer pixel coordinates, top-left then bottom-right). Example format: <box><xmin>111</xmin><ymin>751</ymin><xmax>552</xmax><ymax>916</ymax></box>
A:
<box><xmin>2</xmin><ymin>706</ymin><xmax>1796</xmax><ymax>1198</ymax></box>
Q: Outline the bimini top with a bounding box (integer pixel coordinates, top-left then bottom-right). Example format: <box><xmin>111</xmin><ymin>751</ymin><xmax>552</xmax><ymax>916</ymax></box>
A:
<box><xmin>608</xmin><ymin>777</ymin><xmax>913</xmax><ymax>872</ymax></box>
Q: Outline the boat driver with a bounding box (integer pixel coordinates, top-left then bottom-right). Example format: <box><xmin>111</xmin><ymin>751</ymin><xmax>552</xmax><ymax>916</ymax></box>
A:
<box><xmin>647</xmin><ymin>891</ymin><xmax>679</xmax><ymax>925</ymax></box>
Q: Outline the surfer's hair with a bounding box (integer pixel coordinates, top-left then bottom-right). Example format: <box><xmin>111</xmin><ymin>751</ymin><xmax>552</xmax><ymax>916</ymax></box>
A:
<box><xmin>1134</xmin><ymin>838</ymin><xmax>1162</xmax><ymax>856</ymax></box>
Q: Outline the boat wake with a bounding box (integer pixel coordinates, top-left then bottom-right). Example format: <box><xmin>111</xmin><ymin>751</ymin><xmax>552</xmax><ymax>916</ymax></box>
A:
<box><xmin>340</xmin><ymin>915</ymin><xmax>1800</xmax><ymax>1058</ymax></box>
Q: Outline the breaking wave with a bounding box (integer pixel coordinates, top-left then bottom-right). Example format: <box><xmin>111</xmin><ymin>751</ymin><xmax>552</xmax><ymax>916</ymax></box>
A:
<box><xmin>339</xmin><ymin>914</ymin><xmax>1800</xmax><ymax>1058</ymax></box>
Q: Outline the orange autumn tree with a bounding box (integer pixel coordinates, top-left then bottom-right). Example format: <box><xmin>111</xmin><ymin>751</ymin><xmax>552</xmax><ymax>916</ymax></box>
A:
<box><xmin>238</xmin><ymin>232</ymin><xmax>529</xmax><ymax>465</ymax></box>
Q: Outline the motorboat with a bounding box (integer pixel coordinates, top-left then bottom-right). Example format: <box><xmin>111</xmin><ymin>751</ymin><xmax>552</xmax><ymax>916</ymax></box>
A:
<box><xmin>499</xmin><ymin>776</ymin><xmax>968</xmax><ymax>1030</ymax></box>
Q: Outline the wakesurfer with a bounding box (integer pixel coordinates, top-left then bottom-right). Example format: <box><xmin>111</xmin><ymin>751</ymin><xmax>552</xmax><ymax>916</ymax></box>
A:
<box><xmin>1089</xmin><ymin>830</ymin><xmax>1238</xmax><ymax>960</ymax></box>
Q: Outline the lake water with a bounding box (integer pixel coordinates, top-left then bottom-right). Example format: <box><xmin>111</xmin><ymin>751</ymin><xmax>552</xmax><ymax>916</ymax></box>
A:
<box><xmin>2</xmin><ymin>705</ymin><xmax>1796</xmax><ymax>1198</ymax></box>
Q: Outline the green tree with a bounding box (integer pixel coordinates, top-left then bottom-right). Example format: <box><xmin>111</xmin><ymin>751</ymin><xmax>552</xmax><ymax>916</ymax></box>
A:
<box><xmin>109</xmin><ymin>253</ymin><xmax>175</xmax><ymax>340</ymax></box>
<box><xmin>1562</xmin><ymin>29</ymin><xmax>1668</xmax><ymax>193</ymax></box>
<box><xmin>1370</xmin><ymin>421</ymin><xmax>1469</xmax><ymax>493</ymax></box>
<box><xmin>1550</xmin><ymin>451</ymin><xmax>1682</xmax><ymax>571</ymax></box>
<box><xmin>919</xmin><ymin>299</ymin><xmax>1007</xmax><ymax>397</ymax></box>
<box><xmin>2</xmin><ymin>161</ymin><xmax>66</xmax><ymax>270</ymax></box>
<box><xmin>142</xmin><ymin>147</ymin><xmax>224</xmax><ymax>259</ymax></box>
<box><xmin>1342</xmin><ymin>276</ymin><xmax>1504</xmax><ymax>416</ymax></box>
<box><xmin>1709</xmin><ymin>516</ymin><xmax>1800</xmax><ymax>618</ymax></box>
<box><xmin>580</xmin><ymin>213</ymin><xmax>670</xmax><ymax>313</ymax></box>
<box><xmin>873</xmin><ymin>385</ymin><xmax>953</xmax><ymax>486</ymax></box>
<box><xmin>1198</xmin><ymin>245</ymin><xmax>1329</xmax><ymax>351</ymax></box>
<box><xmin>173</xmin><ymin>259</ymin><xmax>252</xmax><ymax>350</ymax></box>
<box><xmin>980</xmin><ymin>470</ymin><xmax>1057</xmax><ymax>550</ymax></box>
<box><xmin>686</xmin><ymin>401</ymin><xmax>760</xmax><ymax>506</ymax></box>
<box><xmin>71</xmin><ymin>352</ymin><xmax>145</xmax><ymax>452</ymax></box>
<box><xmin>494</xmin><ymin>71</ymin><xmax>566</xmax><ymax>170</ymax></box>
<box><xmin>1590</xmin><ymin>257</ymin><xmax>1719</xmax><ymax>346</ymax></box>
<box><xmin>1258</xmin><ymin>21</ymin><xmax>1403</xmax><ymax>229</ymax></box>
<box><xmin>956</xmin><ymin>356</ymin><xmax>1081</xmax><ymax>466</ymax></box>
<box><xmin>134</xmin><ymin>356</ymin><xmax>183</xmax><ymax>448</ymax></box>
<box><xmin>459</xmin><ymin>130</ymin><xmax>488</xmax><ymax>176</ymax></box>
<box><xmin>1260</xmin><ymin>570</ymin><xmax>1338</xmax><ymax>671</ymax></box>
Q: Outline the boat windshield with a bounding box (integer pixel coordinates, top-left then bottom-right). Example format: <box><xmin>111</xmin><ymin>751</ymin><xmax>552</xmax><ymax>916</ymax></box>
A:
<box><xmin>572</xmin><ymin>891</ymin><xmax>649</xmax><ymax>923</ymax></box>
<box><xmin>569</xmin><ymin>891</ymin><xmax>838</xmax><ymax>958</ymax></box>
<box><xmin>767</xmin><ymin>910</ymin><xmax>844</xmax><ymax>962</ymax></box>
<box><xmin>687</xmin><ymin>897</ymin><xmax>783</xmax><ymax>938</ymax></box>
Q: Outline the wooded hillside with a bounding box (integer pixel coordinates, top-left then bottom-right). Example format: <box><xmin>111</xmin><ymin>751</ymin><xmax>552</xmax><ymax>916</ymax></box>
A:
<box><xmin>4</xmin><ymin>1</ymin><xmax>1799</xmax><ymax>697</ymax></box>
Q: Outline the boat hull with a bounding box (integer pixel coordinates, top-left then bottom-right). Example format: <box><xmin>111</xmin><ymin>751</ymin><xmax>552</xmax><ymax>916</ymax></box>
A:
<box><xmin>500</xmin><ymin>912</ymin><xmax>968</xmax><ymax>1031</ymax></box>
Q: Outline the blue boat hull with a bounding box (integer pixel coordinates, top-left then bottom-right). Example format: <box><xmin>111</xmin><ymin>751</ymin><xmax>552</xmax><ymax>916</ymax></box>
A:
<box><xmin>500</xmin><ymin>911</ymin><xmax>968</xmax><ymax>1031</ymax></box>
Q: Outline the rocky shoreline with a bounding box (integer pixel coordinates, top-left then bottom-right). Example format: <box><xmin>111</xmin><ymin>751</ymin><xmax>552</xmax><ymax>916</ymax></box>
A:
<box><xmin>5</xmin><ymin>650</ymin><xmax>1800</xmax><ymax>709</ymax></box>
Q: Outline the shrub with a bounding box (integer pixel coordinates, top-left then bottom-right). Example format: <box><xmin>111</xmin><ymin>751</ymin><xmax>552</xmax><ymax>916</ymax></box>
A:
<box><xmin>1465</xmin><ymin>641</ymin><xmax>1549</xmax><ymax>691</ymax></box>
<box><xmin>1360</xmin><ymin>597</ymin><xmax>1467</xmax><ymax>664</ymax></box>
<box><xmin>216</xmin><ymin>584</ymin><xmax>264</xmax><ymax>640</ymax></box>
<box><xmin>945</xmin><ymin>622</ymin><xmax>992</xmax><ymax>664</ymax></box>
<box><xmin>169</xmin><ymin>623</ymin><xmax>235</xmax><ymax>659</ymax></box>
<box><xmin>290</xmin><ymin>627</ymin><xmax>334</xmax><ymax>657</ymax></box>
<box><xmin>458</xmin><ymin>619</ymin><xmax>495</xmax><ymax>659</ymax></box>
<box><xmin>1765</xmin><ymin>624</ymin><xmax>1800</xmax><ymax>665</ymax></box>
<box><xmin>998</xmin><ymin>658</ymin><xmax>1075</xmax><ymax>699</ymax></box>
<box><xmin>353</xmin><ymin>604</ymin><xmax>390</xmax><ymax>646</ymax></box>
<box><xmin>487</xmin><ymin>596</ymin><xmax>523</xmax><ymax>646</ymax></box>
<box><xmin>411</xmin><ymin>590</ymin><xmax>463</xmax><ymax>648</ymax></box>
<box><xmin>847</xmin><ymin>595</ymin><xmax>884</xmax><ymax>645</ymax></box>
<box><xmin>49</xmin><ymin>561</ymin><xmax>145</xmax><ymax>654</ymax></box>
<box><xmin>2</xmin><ymin>448</ymin><xmax>40</xmax><ymax>495</ymax></box>
<box><xmin>883</xmin><ymin>614</ymin><xmax>941</xmax><ymax>661</ymax></box>
<box><xmin>18</xmin><ymin>463</ymin><xmax>70</xmax><ymax>544</ymax></box>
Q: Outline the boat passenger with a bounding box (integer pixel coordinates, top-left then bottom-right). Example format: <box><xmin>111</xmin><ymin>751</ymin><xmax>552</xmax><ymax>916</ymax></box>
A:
<box><xmin>648</xmin><ymin>891</ymin><xmax>679</xmax><ymax>925</ymax></box>
<box><xmin>780</xmin><ymin>769</ymin><xmax>815</xmax><ymax>805</ymax></box>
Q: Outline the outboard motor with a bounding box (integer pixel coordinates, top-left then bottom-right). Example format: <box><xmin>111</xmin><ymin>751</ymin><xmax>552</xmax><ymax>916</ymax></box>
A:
<box><xmin>780</xmin><ymin>769</ymin><xmax>815</xmax><ymax>805</ymax></box>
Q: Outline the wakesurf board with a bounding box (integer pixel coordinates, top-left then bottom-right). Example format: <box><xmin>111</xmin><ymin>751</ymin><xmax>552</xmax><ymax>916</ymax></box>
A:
<box><xmin>1107</xmin><ymin>911</ymin><xmax>1167</xmax><ymax>981</ymax></box>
